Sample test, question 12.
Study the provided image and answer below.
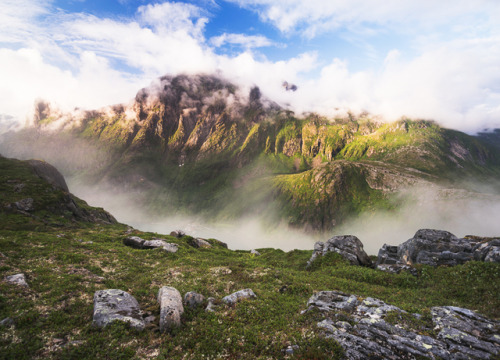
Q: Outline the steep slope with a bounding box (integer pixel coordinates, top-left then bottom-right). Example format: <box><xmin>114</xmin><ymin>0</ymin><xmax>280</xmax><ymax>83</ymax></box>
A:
<box><xmin>0</xmin><ymin>155</ymin><xmax>116</xmax><ymax>229</ymax></box>
<box><xmin>1</xmin><ymin>74</ymin><xmax>499</xmax><ymax>230</ymax></box>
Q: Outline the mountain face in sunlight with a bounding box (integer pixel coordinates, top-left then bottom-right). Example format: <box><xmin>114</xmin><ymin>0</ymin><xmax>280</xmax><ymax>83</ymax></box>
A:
<box><xmin>2</xmin><ymin>74</ymin><xmax>500</xmax><ymax>233</ymax></box>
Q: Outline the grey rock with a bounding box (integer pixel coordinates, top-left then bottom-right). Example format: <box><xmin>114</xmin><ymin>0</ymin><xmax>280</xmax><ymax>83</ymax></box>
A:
<box><xmin>123</xmin><ymin>237</ymin><xmax>178</xmax><ymax>253</ymax></box>
<box><xmin>376</xmin><ymin>244</ymin><xmax>399</xmax><ymax>265</ymax></box>
<box><xmin>188</xmin><ymin>237</ymin><xmax>212</xmax><ymax>249</ymax></box>
<box><xmin>222</xmin><ymin>289</ymin><xmax>257</xmax><ymax>306</ymax></box>
<box><xmin>13</xmin><ymin>183</ymin><xmax>25</xmax><ymax>192</ymax></box>
<box><xmin>307</xmin><ymin>235</ymin><xmax>372</xmax><ymax>268</ymax></box>
<box><xmin>398</xmin><ymin>229</ymin><xmax>475</xmax><ymax>266</ymax></box>
<box><xmin>170</xmin><ymin>230</ymin><xmax>185</xmax><ymax>238</ymax></box>
<box><xmin>250</xmin><ymin>249</ymin><xmax>261</xmax><ymax>256</ymax></box>
<box><xmin>157</xmin><ymin>286</ymin><xmax>184</xmax><ymax>333</ymax></box>
<box><xmin>0</xmin><ymin>317</ymin><xmax>14</xmax><ymax>328</ymax></box>
<box><xmin>123</xmin><ymin>236</ymin><xmax>145</xmax><ymax>249</ymax></box>
<box><xmin>473</xmin><ymin>239</ymin><xmax>500</xmax><ymax>262</ymax></box>
<box><xmin>14</xmin><ymin>198</ymin><xmax>34</xmax><ymax>212</ymax></box>
<box><xmin>28</xmin><ymin>159</ymin><xmax>69</xmax><ymax>192</ymax></box>
<box><xmin>5</xmin><ymin>273</ymin><xmax>28</xmax><ymax>287</ymax></box>
<box><xmin>376</xmin><ymin>263</ymin><xmax>418</xmax><ymax>276</ymax></box>
<box><xmin>309</xmin><ymin>291</ymin><xmax>500</xmax><ymax>359</ymax></box>
<box><xmin>143</xmin><ymin>315</ymin><xmax>156</xmax><ymax>326</ymax></box>
<box><xmin>92</xmin><ymin>289</ymin><xmax>144</xmax><ymax>330</ymax></box>
<box><xmin>205</xmin><ymin>297</ymin><xmax>216</xmax><ymax>312</ymax></box>
<box><xmin>184</xmin><ymin>291</ymin><xmax>205</xmax><ymax>308</ymax></box>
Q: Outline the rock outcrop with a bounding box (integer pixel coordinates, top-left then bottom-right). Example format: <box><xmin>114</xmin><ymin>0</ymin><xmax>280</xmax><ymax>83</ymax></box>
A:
<box><xmin>157</xmin><ymin>286</ymin><xmax>184</xmax><ymax>333</ymax></box>
<box><xmin>92</xmin><ymin>289</ymin><xmax>145</xmax><ymax>330</ymax></box>
<box><xmin>188</xmin><ymin>237</ymin><xmax>211</xmax><ymax>249</ymax></box>
<box><xmin>308</xmin><ymin>235</ymin><xmax>372</xmax><ymax>268</ymax></box>
<box><xmin>222</xmin><ymin>289</ymin><xmax>257</xmax><ymax>306</ymax></box>
<box><xmin>377</xmin><ymin>229</ymin><xmax>500</xmax><ymax>269</ymax></box>
<box><xmin>307</xmin><ymin>290</ymin><xmax>500</xmax><ymax>359</ymax></box>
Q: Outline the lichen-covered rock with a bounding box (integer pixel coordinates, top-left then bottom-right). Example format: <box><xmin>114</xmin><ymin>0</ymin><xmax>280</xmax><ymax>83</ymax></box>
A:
<box><xmin>92</xmin><ymin>289</ymin><xmax>144</xmax><ymax>330</ymax></box>
<box><xmin>376</xmin><ymin>244</ymin><xmax>399</xmax><ymax>265</ymax></box>
<box><xmin>188</xmin><ymin>237</ymin><xmax>211</xmax><ymax>249</ymax></box>
<box><xmin>307</xmin><ymin>235</ymin><xmax>372</xmax><ymax>268</ymax></box>
<box><xmin>157</xmin><ymin>286</ymin><xmax>184</xmax><ymax>333</ymax></box>
<box><xmin>184</xmin><ymin>291</ymin><xmax>205</xmax><ymax>308</ymax></box>
<box><xmin>222</xmin><ymin>289</ymin><xmax>257</xmax><ymax>306</ymax></box>
<box><xmin>308</xmin><ymin>291</ymin><xmax>500</xmax><ymax>359</ymax></box>
<box><xmin>5</xmin><ymin>273</ymin><xmax>28</xmax><ymax>287</ymax></box>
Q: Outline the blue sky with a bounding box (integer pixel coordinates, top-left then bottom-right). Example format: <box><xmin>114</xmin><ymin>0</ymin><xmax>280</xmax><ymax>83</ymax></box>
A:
<box><xmin>1</xmin><ymin>0</ymin><xmax>500</xmax><ymax>133</ymax></box>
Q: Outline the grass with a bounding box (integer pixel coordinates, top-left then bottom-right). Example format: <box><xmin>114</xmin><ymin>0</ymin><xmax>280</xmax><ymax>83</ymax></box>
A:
<box><xmin>1</xmin><ymin>222</ymin><xmax>499</xmax><ymax>359</ymax></box>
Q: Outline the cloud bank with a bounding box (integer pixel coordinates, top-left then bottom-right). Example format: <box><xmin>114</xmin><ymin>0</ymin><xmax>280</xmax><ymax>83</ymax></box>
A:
<box><xmin>0</xmin><ymin>0</ymin><xmax>499</xmax><ymax>133</ymax></box>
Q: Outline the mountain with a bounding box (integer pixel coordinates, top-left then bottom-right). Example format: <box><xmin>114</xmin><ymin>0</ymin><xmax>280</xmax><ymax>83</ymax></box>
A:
<box><xmin>1</xmin><ymin>74</ymin><xmax>500</xmax><ymax>231</ymax></box>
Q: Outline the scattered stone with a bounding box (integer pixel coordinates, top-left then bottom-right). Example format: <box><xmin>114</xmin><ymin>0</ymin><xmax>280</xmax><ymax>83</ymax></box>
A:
<box><xmin>143</xmin><ymin>315</ymin><xmax>156</xmax><ymax>326</ymax></box>
<box><xmin>92</xmin><ymin>289</ymin><xmax>145</xmax><ymax>331</ymax></box>
<box><xmin>123</xmin><ymin>236</ymin><xmax>178</xmax><ymax>253</ymax></box>
<box><xmin>14</xmin><ymin>198</ymin><xmax>34</xmax><ymax>212</ymax></box>
<box><xmin>5</xmin><ymin>273</ymin><xmax>28</xmax><ymax>287</ymax></box>
<box><xmin>376</xmin><ymin>263</ymin><xmax>418</xmax><ymax>276</ymax></box>
<box><xmin>157</xmin><ymin>286</ymin><xmax>184</xmax><ymax>333</ymax></box>
<box><xmin>13</xmin><ymin>183</ymin><xmax>25</xmax><ymax>192</ymax></box>
<box><xmin>222</xmin><ymin>289</ymin><xmax>257</xmax><ymax>306</ymax></box>
<box><xmin>205</xmin><ymin>297</ymin><xmax>217</xmax><ymax>312</ymax></box>
<box><xmin>282</xmin><ymin>345</ymin><xmax>299</xmax><ymax>355</ymax></box>
<box><xmin>308</xmin><ymin>291</ymin><xmax>500</xmax><ymax>359</ymax></box>
<box><xmin>0</xmin><ymin>317</ymin><xmax>14</xmax><ymax>328</ymax></box>
<box><xmin>184</xmin><ymin>291</ymin><xmax>205</xmax><ymax>309</ymax></box>
<box><xmin>250</xmin><ymin>249</ymin><xmax>261</xmax><ymax>256</ymax></box>
<box><xmin>188</xmin><ymin>237</ymin><xmax>211</xmax><ymax>249</ymax></box>
<box><xmin>307</xmin><ymin>235</ymin><xmax>372</xmax><ymax>268</ymax></box>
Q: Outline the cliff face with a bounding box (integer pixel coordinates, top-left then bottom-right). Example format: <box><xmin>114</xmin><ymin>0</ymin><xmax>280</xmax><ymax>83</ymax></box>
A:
<box><xmin>3</xmin><ymin>74</ymin><xmax>500</xmax><ymax>230</ymax></box>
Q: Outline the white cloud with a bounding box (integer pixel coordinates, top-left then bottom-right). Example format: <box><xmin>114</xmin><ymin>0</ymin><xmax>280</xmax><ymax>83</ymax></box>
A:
<box><xmin>0</xmin><ymin>0</ymin><xmax>499</xmax><ymax>133</ymax></box>
<box><xmin>224</xmin><ymin>0</ymin><xmax>500</xmax><ymax>38</ymax></box>
<box><xmin>210</xmin><ymin>33</ymin><xmax>274</xmax><ymax>49</ymax></box>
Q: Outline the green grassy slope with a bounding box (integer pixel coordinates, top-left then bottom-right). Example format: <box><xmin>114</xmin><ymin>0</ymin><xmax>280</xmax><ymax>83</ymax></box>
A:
<box><xmin>1</xmin><ymin>155</ymin><xmax>499</xmax><ymax>359</ymax></box>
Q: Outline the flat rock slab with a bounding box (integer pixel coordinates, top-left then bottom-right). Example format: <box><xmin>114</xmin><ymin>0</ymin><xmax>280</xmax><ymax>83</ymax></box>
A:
<box><xmin>308</xmin><ymin>290</ymin><xmax>500</xmax><ymax>359</ymax></box>
<box><xmin>158</xmin><ymin>286</ymin><xmax>184</xmax><ymax>333</ymax></box>
<box><xmin>222</xmin><ymin>289</ymin><xmax>257</xmax><ymax>306</ymax></box>
<box><xmin>92</xmin><ymin>289</ymin><xmax>145</xmax><ymax>331</ymax></box>
<box><xmin>5</xmin><ymin>273</ymin><xmax>28</xmax><ymax>287</ymax></box>
<box><xmin>123</xmin><ymin>236</ymin><xmax>178</xmax><ymax>253</ymax></box>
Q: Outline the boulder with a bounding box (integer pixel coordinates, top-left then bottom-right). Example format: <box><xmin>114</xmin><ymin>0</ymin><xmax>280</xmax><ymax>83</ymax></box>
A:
<box><xmin>188</xmin><ymin>237</ymin><xmax>211</xmax><ymax>249</ymax></box>
<box><xmin>170</xmin><ymin>230</ymin><xmax>185</xmax><ymax>238</ymax></box>
<box><xmin>184</xmin><ymin>291</ymin><xmax>205</xmax><ymax>308</ymax></box>
<box><xmin>222</xmin><ymin>289</ymin><xmax>257</xmax><ymax>306</ymax></box>
<box><xmin>123</xmin><ymin>236</ymin><xmax>145</xmax><ymax>249</ymax></box>
<box><xmin>5</xmin><ymin>273</ymin><xmax>28</xmax><ymax>287</ymax></box>
<box><xmin>92</xmin><ymin>289</ymin><xmax>144</xmax><ymax>330</ymax></box>
<box><xmin>250</xmin><ymin>249</ymin><xmax>261</xmax><ymax>256</ymax></box>
<box><xmin>157</xmin><ymin>286</ymin><xmax>184</xmax><ymax>333</ymax></box>
<box><xmin>307</xmin><ymin>235</ymin><xmax>372</xmax><ymax>268</ymax></box>
<box><xmin>398</xmin><ymin>229</ymin><xmax>475</xmax><ymax>266</ymax></box>
<box><xmin>309</xmin><ymin>291</ymin><xmax>500</xmax><ymax>360</ymax></box>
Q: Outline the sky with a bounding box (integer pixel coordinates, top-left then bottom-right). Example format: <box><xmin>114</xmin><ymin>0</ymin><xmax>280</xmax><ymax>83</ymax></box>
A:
<box><xmin>1</xmin><ymin>0</ymin><xmax>500</xmax><ymax>133</ymax></box>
